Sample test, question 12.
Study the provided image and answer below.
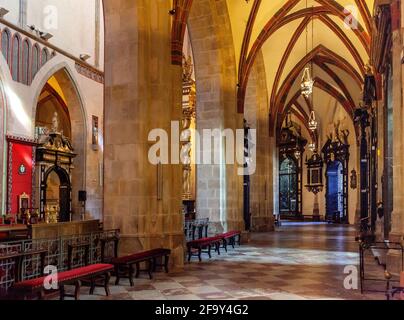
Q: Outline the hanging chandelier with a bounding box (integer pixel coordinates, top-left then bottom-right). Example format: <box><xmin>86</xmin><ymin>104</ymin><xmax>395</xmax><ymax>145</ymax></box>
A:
<box><xmin>308</xmin><ymin>142</ymin><xmax>316</xmax><ymax>153</ymax></box>
<box><xmin>301</xmin><ymin>67</ymin><xmax>314</xmax><ymax>98</ymax></box>
<box><xmin>301</xmin><ymin>3</ymin><xmax>315</xmax><ymax>98</ymax></box>
<box><xmin>308</xmin><ymin>111</ymin><xmax>318</xmax><ymax>131</ymax></box>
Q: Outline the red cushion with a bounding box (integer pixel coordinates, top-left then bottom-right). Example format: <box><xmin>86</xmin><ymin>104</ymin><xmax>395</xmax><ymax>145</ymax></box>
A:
<box><xmin>112</xmin><ymin>248</ymin><xmax>170</xmax><ymax>265</ymax></box>
<box><xmin>188</xmin><ymin>237</ymin><xmax>221</xmax><ymax>248</ymax></box>
<box><xmin>221</xmin><ymin>231</ymin><xmax>241</xmax><ymax>238</ymax></box>
<box><xmin>14</xmin><ymin>264</ymin><xmax>113</xmax><ymax>290</ymax></box>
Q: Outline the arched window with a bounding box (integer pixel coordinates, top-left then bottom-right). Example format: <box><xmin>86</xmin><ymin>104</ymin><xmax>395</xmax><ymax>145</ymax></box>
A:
<box><xmin>11</xmin><ymin>35</ymin><xmax>21</xmax><ymax>81</ymax></box>
<box><xmin>32</xmin><ymin>44</ymin><xmax>40</xmax><ymax>80</ymax></box>
<box><xmin>41</xmin><ymin>48</ymin><xmax>49</xmax><ymax>67</ymax></box>
<box><xmin>22</xmin><ymin>39</ymin><xmax>31</xmax><ymax>85</ymax></box>
<box><xmin>1</xmin><ymin>29</ymin><xmax>10</xmax><ymax>64</ymax></box>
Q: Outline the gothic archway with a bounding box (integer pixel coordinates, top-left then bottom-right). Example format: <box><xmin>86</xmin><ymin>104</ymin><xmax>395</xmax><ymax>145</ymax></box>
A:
<box><xmin>322</xmin><ymin>136</ymin><xmax>350</xmax><ymax>224</ymax></box>
<box><xmin>41</xmin><ymin>166</ymin><xmax>72</xmax><ymax>223</ymax></box>
<box><xmin>33</xmin><ymin>66</ymin><xmax>86</xmax><ymax>219</ymax></box>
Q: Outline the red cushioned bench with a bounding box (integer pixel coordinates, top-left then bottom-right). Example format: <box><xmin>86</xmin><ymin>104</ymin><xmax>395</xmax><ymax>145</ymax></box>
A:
<box><xmin>187</xmin><ymin>236</ymin><xmax>222</xmax><ymax>262</ymax></box>
<box><xmin>113</xmin><ymin>248</ymin><xmax>171</xmax><ymax>287</ymax></box>
<box><xmin>219</xmin><ymin>231</ymin><xmax>241</xmax><ymax>252</ymax></box>
<box><xmin>12</xmin><ymin>263</ymin><xmax>113</xmax><ymax>300</ymax></box>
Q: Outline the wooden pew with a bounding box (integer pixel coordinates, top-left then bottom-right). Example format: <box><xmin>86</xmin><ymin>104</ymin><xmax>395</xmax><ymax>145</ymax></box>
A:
<box><xmin>11</xmin><ymin>242</ymin><xmax>113</xmax><ymax>300</ymax></box>
<box><xmin>187</xmin><ymin>231</ymin><xmax>242</xmax><ymax>262</ymax></box>
<box><xmin>187</xmin><ymin>236</ymin><xmax>222</xmax><ymax>262</ymax></box>
<box><xmin>219</xmin><ymin>231</ymin><xmax>241</xmax><ymax>252</ymax></box>
<box><xmin>12</xmin><ymin>263</ymin><xmax>113</xmax><ymax>300</ymax></box>
<box><xmin>112</xmin><ymin>248</ymin><xmax>171</xmax><ymax>287</ymax></box>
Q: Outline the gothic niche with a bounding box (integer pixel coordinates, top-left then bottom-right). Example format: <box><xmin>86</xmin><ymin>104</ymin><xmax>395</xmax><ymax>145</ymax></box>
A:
<box><xmin>35</xmin><ymin>85</ymin><xmax>76</xmax><ymax>223</ymax></box>
<box><xmin>322</xmin><ymin>120</ymin><xmax>350</xmax><ymax>224</ymax></box>
<box><xmin>182</xmin><ymin>54</ymin><xmax>196</xmax><ymax>219</ymax></box>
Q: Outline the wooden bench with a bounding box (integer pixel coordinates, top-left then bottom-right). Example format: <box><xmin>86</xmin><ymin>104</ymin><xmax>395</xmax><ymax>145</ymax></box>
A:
<box><xmin>187</xmin><ymin>236</ymin><xmax>222</xmax><ymax>262</ymax></box>
<box><xmin>11</xmin><ymin>242</ymin><xmax>113</xmax><ymax>300</ymax></box>
<box><xmin>12</xmin><ymin>263</ymin><xmax>113</xmax><ymax>300</ymax></box>
<box><xmin>219</xmin><ymin>231</ymin><xmax>241</xmax><ymax>252</ymax></box>
<box><xmin>112</xmin><ymin>248</ymin><xmax>171</xmax><ymax>287</ymax></box>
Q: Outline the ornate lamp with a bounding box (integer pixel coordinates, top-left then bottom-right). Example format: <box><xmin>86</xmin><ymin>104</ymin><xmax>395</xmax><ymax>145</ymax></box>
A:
<box><xmin>301</xmin><ymin>67</ymin><xmax>314</xmax><ymax>98</ymax></box>
<box><xmin>308</xmin><ymin>111</ymin><xmax>318</xmax><ymax>131</ymax></box>
<box><xmin>308</xmin><ymin>142</ymin><xmax>316</xmax><ymax>153</ymax></box>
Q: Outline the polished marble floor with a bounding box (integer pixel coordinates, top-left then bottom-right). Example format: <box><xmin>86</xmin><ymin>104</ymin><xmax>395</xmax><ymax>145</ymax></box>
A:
<box><xmin>80</xmin><ymin>223</ymin><xmax>390</xmax><ymax>300</ymax></box>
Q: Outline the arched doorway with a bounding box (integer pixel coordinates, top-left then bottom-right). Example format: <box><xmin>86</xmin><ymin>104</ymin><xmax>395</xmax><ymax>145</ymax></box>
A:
<box><xmin>33</xmin><ymin>67</ymin><xmax>85</xmax><ymax>221</ymax></box>
<box><xmin>279</xmin><ymin>157</ymin><xmax>298</xmax><ymax>217</ymax></box>
<box><xmin>326</xmin><ymin>161</ymin><xmax>344</xmax><ymax>223</ymax></box>
<box><xmin>322</xmin><ymin>135</ymin><xmax>350</xmax><ymax>224</ymax></box>
<box><xmin>43</xmin><ymin>166</ymin><xmax>72</xmax><ymax>223</ymax></box>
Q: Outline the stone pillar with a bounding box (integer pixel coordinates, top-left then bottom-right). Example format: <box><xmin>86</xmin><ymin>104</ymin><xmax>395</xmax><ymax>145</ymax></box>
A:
<box><xmin>354</xmin><ymin>143</ymin><xmax>362</xmax><ymax>231</ymax></box>
<box><xmin>387</xmin><ymin>0</ymin><xmax>404</xmax><ymax>274</ymax></box>
<box><xmin>0</xmin><ymin>81</ymin><xmax>4</xmax><ymax>216</ymax></box>
<box><xmin>188</xmin><ymin>0</ymin><xmax>243</xmax><ymax>234</ymax></box>
<box><xmin>245</xmin><ymin>50</ymin><xmax>274</xmax><ymax>232</ymax></box>
<box><xmin>103</xmin><ymin>0</ymin><xmax>184</xmax><ymax>269</ymax></box>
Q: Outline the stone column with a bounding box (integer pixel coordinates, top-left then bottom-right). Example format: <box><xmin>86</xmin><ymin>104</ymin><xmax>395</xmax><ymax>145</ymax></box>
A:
<box><xmin>188</xmin><ymin>0</ymin><xmax>243</xmax><ymax>234</ymax></box>
<box><xmin>245</xmin><ymin>50</ymin><xmax>274</xmax><ymax>232</ymax></box>
<box><xmin>103</xmin><ymin>0</ymin><xmax>184</xmax><ymax>269</ymax></box>
<box><xmin>387</xmin><ymin>0</ymin><xmax>404</xmax><ymax>274</ymax></box>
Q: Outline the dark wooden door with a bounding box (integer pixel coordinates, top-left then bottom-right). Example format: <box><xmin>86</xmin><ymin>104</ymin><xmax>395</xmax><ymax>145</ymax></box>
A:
<box><xmin>59</xmin><ymin>185</ymin><xmax>70</xmax><ymax>222</ymax></box>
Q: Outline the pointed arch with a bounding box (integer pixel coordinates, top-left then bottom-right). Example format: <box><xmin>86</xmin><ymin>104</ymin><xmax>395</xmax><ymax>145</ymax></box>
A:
<box><xmin>1</xmin><ymin>28</ymin><xmax>11</xmax><ymax>66</ymax></box>
<box><xmin>11</xmin><ymin>33</ymin><xmax>21</xmax><ymax>82</ymax></box>
<box><xmin>22</xmin><ymin>38</ymin><xmax>31</xmax><ymax>85</ymax></box>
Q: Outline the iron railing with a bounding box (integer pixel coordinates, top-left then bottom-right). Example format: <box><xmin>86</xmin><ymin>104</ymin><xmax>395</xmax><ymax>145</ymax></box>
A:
<box><xmin>0</xmin><ymin>229</ymin><xmax>120</xmax><ymax>291</ymax></box>
<box><xmin>359</xmin><ymin>241</ymin><xmax>403</xmax><ymax>296</ymax></box>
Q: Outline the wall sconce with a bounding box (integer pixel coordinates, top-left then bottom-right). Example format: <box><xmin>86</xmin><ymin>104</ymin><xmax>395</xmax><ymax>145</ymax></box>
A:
<box><xmin>80</xmin><ymin>54</ymin><xmax>91</xmax><ymax>62</ymax></box>
<box><xmin>92</xmin><ymin>116</ymin><xmax>99</xmax><ymax>151</ymax></box>
<box><xmin>39</xmin><ymin>31</ymin><xmax>53</xmax><ymax>41</ymax></box>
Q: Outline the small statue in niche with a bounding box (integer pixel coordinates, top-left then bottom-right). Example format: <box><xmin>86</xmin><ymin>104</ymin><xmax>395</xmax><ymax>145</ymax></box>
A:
<box><xmin>183</xmin><ymin>165</ymin><xmax>191</xmax><ymax>196</ymax></box>
<box><xmin>51</xmin><ymin>112</ymin><xmax>59</xmax><ymax>133</ymax></box>
<box><xmin>363</xmin><ymin>63</ymin><xmax>377</xmax><ymax>106</ymax></box>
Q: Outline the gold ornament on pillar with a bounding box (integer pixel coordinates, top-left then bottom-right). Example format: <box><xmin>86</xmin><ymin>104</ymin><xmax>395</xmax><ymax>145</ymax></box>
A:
<box><xmin>182</xmin><ymin>54</ymin><xmax>196</xmax><ymax>201</ymax></box>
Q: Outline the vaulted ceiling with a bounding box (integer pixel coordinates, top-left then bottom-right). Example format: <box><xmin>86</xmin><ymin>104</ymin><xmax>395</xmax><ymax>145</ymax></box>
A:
<box><xmin>226</xmin><ymin>0</ymin><xmax>374</xmax><ymax>135</ymax></box>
